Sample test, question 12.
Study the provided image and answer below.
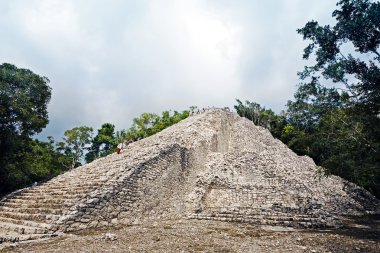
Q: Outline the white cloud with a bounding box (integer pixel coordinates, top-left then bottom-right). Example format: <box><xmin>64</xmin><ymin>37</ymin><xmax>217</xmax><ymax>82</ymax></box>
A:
<box><xmin>0</xmin><ymin>0</ymin><xmax>338</xmax><ymax>140</ymax></box>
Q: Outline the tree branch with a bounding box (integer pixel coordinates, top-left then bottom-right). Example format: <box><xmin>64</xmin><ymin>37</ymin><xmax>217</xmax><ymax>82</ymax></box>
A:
<box><xmin>371</xmin><ymin>49</ymin><xmax>380</xmax><ymax>63</ymax></box>
<box><xmin>338</xmin><ymin>115</ymin><xmax>377</xmax><ymax>153</ymax></box>
<box><xmin>372</xmin><ymin>49</ymin><xmax>380</xmax><ymax>58</ymax></box>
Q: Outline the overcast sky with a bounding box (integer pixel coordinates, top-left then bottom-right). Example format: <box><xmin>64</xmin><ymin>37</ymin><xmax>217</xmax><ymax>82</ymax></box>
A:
<box><xmin>0</xmin><ymin>0</ymin><xmax>337</xmax><ymax>140</ymax></box>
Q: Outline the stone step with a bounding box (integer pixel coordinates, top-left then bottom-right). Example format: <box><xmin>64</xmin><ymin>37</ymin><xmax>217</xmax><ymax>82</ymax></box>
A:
<box><xmin>41</xmin><ymin>180</ymin><xmax>106</xmax><ymax>189</ymax></box>
<box><xmin>47</xmin><ymin>172</ymin><xmax>112</xmax><ymax>181</ymax></box>
<box><xmin>39</xmin><ymin>183</ymin><xmax>104</xmax><ymax>191</ymax></box>
<box><xmin>202</xmin><ymin>212</ymin><xmax>319</xmax><ymax>221</ymax></box>
<box><xmin>17</xmin><ymin>193</ymin><xmax>87</xmax><ymax>200</ymax></box>
<box><xmin>29</xmin><ymin>184</ymin><xmax>98</xmax><ymax>190</ymax></box>
<box><xmin>22</xmin><ymin>188</ymin><xmax>93</xmax><ymax>196</ymax></box>
<box><xmin>192</xmin><ymin>212</ymin><xmax>325</xmax><ymax>227</ymax></box>
<box><xmin>0</xmin><ymin>221</ymin><xmax>48</xmax><ymax>235</ymax></box>
<box><xmin>0</xmin><ymin>233</ymin><xmax>57</xmax><ymax>243</ymax></box>
<box><xmin>40</xmin><ymin>179</ymin><xmax>107</xmax><ymax>186</ymax></box>
<box><xmin>68</xmin><ymin>177</ymin><xmax>115</xmax><ymax>183</ymax></box>
<box><xmin>0</xmin><ymin>211</ymin><xmax>60</xmax><ymax>222</ymax></box>
<box><xmin>0</xmin><ymin>217</ymin><xmax>54</xmax><ymax>230</ymax></box>
<box><xmin>0</xmin><ymin>201</ymin><xmax>67</xmax><ymax>210</ymax></box>
<box><xmin>29</xmin><ymin>186</ymin><xmax>96</xmax><ymax>193</ymax></box>
<box><xmin>61</xmin><ymin>166</ymin><xmax>124</xmax><ymax>176</ymax></box>
<box><xmin>2</xmin><ymin>198</ymin><xmax>77</xmax><ymax>207</ymax></box>
<box><xmin>12</xmin><ymin>193</ymin><xmax>87</xmax><ymax>201</ymax></box>
<box><xmin>0</xmin><ymin>206</ymin><xmax>63</xmax><ymax>215</ymax></box>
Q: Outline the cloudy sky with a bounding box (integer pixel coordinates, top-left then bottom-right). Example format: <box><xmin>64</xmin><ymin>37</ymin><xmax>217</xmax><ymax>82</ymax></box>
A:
<box><xmin>0</xmin><ymin>0</ymin><xmax>337</xmax><ymax>140</ymax></box>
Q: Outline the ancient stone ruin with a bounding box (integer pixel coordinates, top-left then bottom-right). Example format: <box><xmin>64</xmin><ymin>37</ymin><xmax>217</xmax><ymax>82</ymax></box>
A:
<box><xmin>0</xmin><ymin>109</ymin><xmax>379</xmax><ymax>243</ymax></box>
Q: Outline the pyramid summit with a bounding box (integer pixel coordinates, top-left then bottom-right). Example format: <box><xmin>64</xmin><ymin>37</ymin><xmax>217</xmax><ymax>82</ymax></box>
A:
<box><xmin>0</xmin><ymin>109</ymin><xmax>379</xmax><ymax>243</ymax></box>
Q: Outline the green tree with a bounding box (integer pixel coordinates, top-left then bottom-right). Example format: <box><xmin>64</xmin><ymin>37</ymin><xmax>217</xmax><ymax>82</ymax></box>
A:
<box><xmin>57</xmin><ymin>126</ymin><xmax>93</xmax><ymax>169</ymax></box>
<box><xmin>1</xmin><ymin>136</ymin><xmax>73</xmax><ymax>196</ymax></box>
<box><xmin>84</xmin><ymin>109</ymin><xmax>190</xmax><ymax>164</ymax></box>
<box><xmin>126</xmin><ymin>110</ymin><xmax>190</xmax><ymax>141</ymax></box>
<box><xmin>86</xmin><ymin>123</ymin><xmax>117</xmax><ymax>163</ymax></box>
<box><xmin>297</xmin><ymin>0</ymin><xmax>380</xmax><ymax>120</ymax></box>
<box><xmin>293</xmin><ymin>0</ymin><xmax>380</xmax><ymax>196</ymax></box>
<box><xmin>129</xmin><ymin>113</ymin><xmax>159</xmax><ymax>139</ymax></box>
<box><xmin>0</xmin><ymin>63</ymin><xmax>52</xmax><ymax>195</ymax></box>
<box><xmin>234</xmin><ymin>99</ymin><xmax>287</xmax><ymax>138</ymax></box>
<box><xmin>0</xmin><ymin>63</ymin><xmax>51</xmax><ymax>137</ymax></box>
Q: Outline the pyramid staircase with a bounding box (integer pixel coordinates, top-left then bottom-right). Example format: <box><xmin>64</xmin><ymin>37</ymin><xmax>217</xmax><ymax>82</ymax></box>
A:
<box><xmin>1</xmin><ymin>109</ymin><xmax>379</xmax><ymax>244</ymax></box>
<box><xmin>0</xmin><ymin>153</ymin><xmax>126</xmax><ymax>242</ymax></box>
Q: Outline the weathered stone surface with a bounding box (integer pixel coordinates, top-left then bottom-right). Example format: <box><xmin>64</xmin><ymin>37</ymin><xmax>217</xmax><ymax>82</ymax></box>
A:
<box><xmin>0</xmin><ymin>108</ymin><xmax>379</xmax><ymax>243</ymax></box>
<box><xmin>103</xmin><ymin>233</ymin><xmax>117</xmax><ymax>241</ymax></box>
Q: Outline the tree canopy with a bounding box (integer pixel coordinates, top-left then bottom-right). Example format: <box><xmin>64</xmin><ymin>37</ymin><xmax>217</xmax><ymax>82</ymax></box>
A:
<box><xmin>57</xmin><ymin>126</ymin><xmax>93</xmax><ymax>169</ymax></box>
<box><xmin>85</xmin><ymin>123</ymin><xmax>117</xmax><ymax>163</ymax></box>
<box><xmin>295</xmin><ymin>0</ymin><xmax>380</xmax><ymax>196</ymax></box>
<box><xmin>0</xmin><ymin>63</ymin><xmax>51</xmax><ymax>164</ymax></box>
<box><xmin>0</xmin><ymin>63</ymin><xmax>69</xmax><ymax>195</ymax></box>
<box><xmin>0</xmin><ymin>63</ymin><xmax>51</xmax><ymax>138</ymax></box>
<box><xmin>126</xmin><ymin>110</ymin><xmax>190</xmax><ymax>141</ymax></box>
<box><xmin>236</xmin><ymin>0</ymin><xmax>380</xmax><ymax>198</ymax></box>
<box><xmin>297</xmin><ymin>0</ymin><xmax>380</xmax><ymax>117</ymax></box>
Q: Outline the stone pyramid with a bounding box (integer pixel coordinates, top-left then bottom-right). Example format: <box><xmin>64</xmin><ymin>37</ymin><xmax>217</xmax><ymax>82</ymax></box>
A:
<box><xmin>0</xmin><ymin>109</ymin><xmax>379</xmax><ymax>243</ymax></box>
